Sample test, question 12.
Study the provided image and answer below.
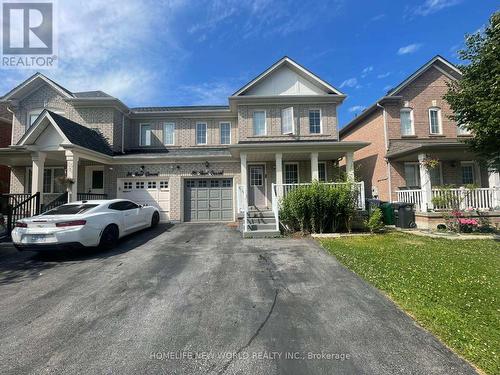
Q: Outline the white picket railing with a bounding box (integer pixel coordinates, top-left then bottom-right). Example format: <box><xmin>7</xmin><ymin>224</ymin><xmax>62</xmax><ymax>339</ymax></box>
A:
<box><xmin>397</xmin><ymin>187</ymin><xmax>500</xmax><ymax>211</ymax></box>
<box><xmin>396</xmin><ymin>189</ymin><xmax>424</xmax><ymax>211</ymax></box>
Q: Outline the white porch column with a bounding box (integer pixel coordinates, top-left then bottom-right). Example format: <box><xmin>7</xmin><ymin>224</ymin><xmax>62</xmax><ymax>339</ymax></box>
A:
<box><xmin>275</xmin><ymin>153</ymin><xmax>283</xmax><ymax>198</ymax></box>
<box><xmin>65</xmin><ymin>150</ymin><xmax>79</xmax><ymax>202</ymax></box>
<box><xmin>31</xmin><ymin>152</ymin><xmax>46</xmax><ymax>195</ymax></box>
<box><xmin>310</xmin><ymin>152</ymin><xmax>319</xmax><ymax>181</ymax></box>
<box><xmin>345</xmin><ymin>151</ymin><xmax>355</xmax><ymax>182</ymax></box>
<box><xmin>418</xmin><ymin>153</ymin><xmax>432</xmax><ymax>211</ymax></box>
<box><xmin>488</xmin><ymin>169</ymin><xmax>500</xmax><ymax>209</ymax></box>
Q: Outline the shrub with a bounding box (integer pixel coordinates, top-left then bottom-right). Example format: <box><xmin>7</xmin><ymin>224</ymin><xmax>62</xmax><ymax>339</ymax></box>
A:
<box><xmin>365</xmin><ymin>207</ymin><xmax>385</xmax><ymax>233</ymax></box>
<box><xmin>279</xmin><ymin>182</ymin><xmax>359</xmax><ymax>234</ymax></box>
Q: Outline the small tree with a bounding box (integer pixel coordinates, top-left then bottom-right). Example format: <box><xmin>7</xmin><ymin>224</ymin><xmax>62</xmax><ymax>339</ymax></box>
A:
<box><xmin>365</xmin><ymin>208</ymin><xmax>385</xmax><ymax>233</ymax></box>
<box><xmin>444</xmin><ymin>11</ymin><xmax>500</xmax><ymax>172</ymax></box>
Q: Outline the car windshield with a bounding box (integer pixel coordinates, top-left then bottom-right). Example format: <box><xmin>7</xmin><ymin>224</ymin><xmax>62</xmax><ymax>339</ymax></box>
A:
<box><xmin>42</xmin><ymin>204</ymin><xmax>99</xmax><ymax>215</ymax></box>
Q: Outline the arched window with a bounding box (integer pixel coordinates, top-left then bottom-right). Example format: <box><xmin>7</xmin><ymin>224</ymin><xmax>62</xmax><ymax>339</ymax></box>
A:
<box><xmin>400</xmin><ymin>108</ymin><xmax>414</xmax><ymax>136</ymax></box>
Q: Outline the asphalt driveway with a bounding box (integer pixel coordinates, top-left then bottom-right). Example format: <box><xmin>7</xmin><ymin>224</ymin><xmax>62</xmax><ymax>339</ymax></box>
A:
<box><xmin>0</xmin><ymin>224</ymin><xmax>476</xmax><ymax>374</ymax></box>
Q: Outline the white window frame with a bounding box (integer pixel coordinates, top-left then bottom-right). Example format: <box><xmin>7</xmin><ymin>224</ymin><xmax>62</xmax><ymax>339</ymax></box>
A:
<box><xmin>281</xmin><ymin>107</ymin><xmax>294</xmax><ymax>135</ymax></box>
<box><xmin>253</xmin><ymin>110</ymin><xmax>267</xmax><ymax>136</ymax></box>
<box><xmin>219</xmin><ymin>121</ymin><xmax>231</xmax><ymax>144</ymax></box>
<box><xmin>318</xmin><ymin>162</ymin><xmax>327</xmax><ymax>182</ymax></box>
<box><xmin>457</xmin><ymin>123</ymin><xmax>471</xmax><ymax>136</ymax></box>
<box><xmin>163</xmin><ymin>122</ymin><xmax>175</xmax><ymax>145</ymax></box>
<box><xmin>283</xmin><ymin>162</ymin><xmax>300</xmax><ymax>184</ymax></box>
<box><xmin>460</xmin><ymin>161</ymin><xmax>477</xmax><ymax>185</ymax></box>
<box><xmin>27</xmin><ymin>109</ymin><xmax>64</xmax><ymax>129</ymax></box>
<box><xmin>196</xmin><ymin>122</ymin><xmax>207</xmax><ymax>145</ymax></box>
<box><xmin>309</xmin><ymin>108</ymin><xmax>322</xmax><ymax>134</ymax></box>
<box><xmin>400</xmin><ymin>108</ymin><xmax>415</xmax><ymax>136</ymax></box>
<box><xmin>139</xmin><ymin>123</ymin><xmax>152</xmax><ymax>146</ymax></box>
<box><xmin>26</xmin><ymin>166</ymin><xmax>66</xmax><ymax>194</ymax></box>
<box><xmin>428</xmin><ymin>107</ymin><xmax>442</xmax><ymax>135</ymax></box>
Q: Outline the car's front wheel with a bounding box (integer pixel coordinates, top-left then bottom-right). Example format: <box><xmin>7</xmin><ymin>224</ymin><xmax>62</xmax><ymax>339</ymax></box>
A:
<box><xmin>99</xmin><ymin>224</ymin><xmax>119</xmax><ymax>250</ymax></box>
<box><xmin>151</xmin><ymin>211</ymin><xmax>160</xmax><ymax>228</ymax></box>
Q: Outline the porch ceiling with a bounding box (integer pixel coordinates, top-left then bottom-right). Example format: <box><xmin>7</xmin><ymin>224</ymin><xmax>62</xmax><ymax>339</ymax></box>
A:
<box><xmin>389</xmin><ymin>147</ymin><xmax>476</xmax><ymax>162</ymax></box>
<box><xmin>245</xmin><ymin>151</ymin><xmax>347</xmax><ymax>162</ymax></box>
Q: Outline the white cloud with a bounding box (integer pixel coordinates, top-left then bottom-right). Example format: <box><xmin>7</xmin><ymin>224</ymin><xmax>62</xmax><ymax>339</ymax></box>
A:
<box><xmin>348</xmin><ymin>105</ymin><xmax>365</xmax><ymax>113</ymax></box>
<box><xmin>377</xmin><ymin>72</ymin><xmax>391</xmax><ymax>79</ymax></box>
<box><xmin>361</xmin><ymin>66</ymin><xmax>373</xmax><ymax>78</ymax></box>
<box><xmin>397</xmin><ymin>43</ymin><xmax>422</xmax><ymax>55</ymax></box>
<box><xmin>0</xmin><ymin>0</ymin><xmax>190</xmax><ymax>105</ymax></box>
<box><xmin>340</xmin><ymin>77</ymin><xmax>358</xmax><ymax>88</ymax></box>
<box><xmin>370</xmin><ymin>14</ymin><xmax>385</xmax><ymax>22</ymax></box>
<box><xmin>179</xmin><ymin>80</ymin><xmax>237</xmax><ymax>105</ymax></box>
<box><xmin>413</xmin><ymin>0</ymin><xmax>462</xmax><ymax>16</ymax></box>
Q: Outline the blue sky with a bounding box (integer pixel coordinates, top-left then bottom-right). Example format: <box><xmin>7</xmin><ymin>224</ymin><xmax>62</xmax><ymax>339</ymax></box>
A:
<box><xmin>0</xmin><ymin>0</ymin><xmax>497</xmax><ymax>127</ymax></box>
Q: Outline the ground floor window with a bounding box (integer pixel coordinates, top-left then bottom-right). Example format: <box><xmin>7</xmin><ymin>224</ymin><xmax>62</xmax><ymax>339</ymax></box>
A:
<box><xmin>318</xmin><ymin>162</ymin><xmax>327</xmax><ymax>182</ymax></box>
<box><xmin>25</xmin><ymin>167</ymin><xmax>65</xmax><ymax>194</ymax></box>
<box><xmin>284</xmin><ymin>163</ymin><xmax>299</xmax><ymax>184</ymax></box>
<box><xmin>404</xmin><ymin>163</ymin><xmax>420</xmax><ymax>187</ymax></box>
<box><xmin>461</xmin><ymin>162</ymin><xmax>475</xmax><ymax>185</ymax></box>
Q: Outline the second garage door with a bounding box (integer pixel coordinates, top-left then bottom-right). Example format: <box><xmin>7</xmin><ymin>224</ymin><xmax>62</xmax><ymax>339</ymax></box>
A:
<box><xmin>184</xmin><ymin>178</ymin><xmax>233</xmax><ymax>222</ymax></box>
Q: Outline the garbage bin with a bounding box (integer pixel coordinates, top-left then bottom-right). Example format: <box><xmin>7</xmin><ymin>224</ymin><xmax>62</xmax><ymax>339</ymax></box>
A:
<box><xmin>380</xmin><ymin>202</ymin><xmax>394</xmax><ymax>225</ymax></box>
<box><xmin>392</xmin><ymin>202</ymin><xmax>416</xmax><ymax>228</ymax></box>
<box><xmin>366</xmin><ymin>199</ymin><xmax>383</xmax><ymax>213</ymax></box>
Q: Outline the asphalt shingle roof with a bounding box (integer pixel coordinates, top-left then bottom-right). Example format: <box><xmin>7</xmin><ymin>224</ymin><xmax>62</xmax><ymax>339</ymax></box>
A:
<box><xmin>73</xmin><ymin>91</ymin><xmax>113</xmax><ymax>98</ymax></box>
<box><xmin>47</xmin><ymin>111</ymin><xmax>114</xmax><ymax>156</ymax></box>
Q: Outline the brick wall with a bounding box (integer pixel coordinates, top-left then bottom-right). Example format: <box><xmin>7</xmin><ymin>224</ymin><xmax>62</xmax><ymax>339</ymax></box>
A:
<box><xmin>341</xmin><ymin>109</ymin><xmax>390</xmax><ymax>200</ymax></box>
<box><xmin>385</xmin><ymin>67</ymin><xmax>462</xmax><ymax>140</ymax></box>
<box><xmin>127</xmin><ymin>117</ymin><xmax>238</xmax><ymax>149</ymax></box>
<box><xmin>237</xmin><ymin>103</ymin><xmax>338</xmax><ymax>142</ymax></box>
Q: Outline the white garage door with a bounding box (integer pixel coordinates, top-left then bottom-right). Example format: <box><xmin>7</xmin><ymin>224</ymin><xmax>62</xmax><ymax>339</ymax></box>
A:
<box><xmin>184</xmin><ymin>178</ymin><xmax>233</xmax><ymax>222</ymax></box>
<box><xmin>117</xmin><ymin>179</ymin><xmax>170</xmax><ymax>221</ymax></box>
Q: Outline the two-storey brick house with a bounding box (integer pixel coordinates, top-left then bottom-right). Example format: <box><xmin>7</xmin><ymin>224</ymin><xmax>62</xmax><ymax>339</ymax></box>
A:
<box><xmin>340</xmin><ymin>55</ymin><xmax>500</xmax><ymax>227</ymax></box>
<box><xmin>0</xmin><ymin>57</ymin><xmax>367</xmax><ymax>234</ymax></box>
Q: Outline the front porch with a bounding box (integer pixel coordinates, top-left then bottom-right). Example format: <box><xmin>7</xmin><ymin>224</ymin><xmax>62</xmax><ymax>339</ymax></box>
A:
<box><xmin>231</xmin><ymin>141</ymin><xmax>368</xmax><ymax>235</ymax></box>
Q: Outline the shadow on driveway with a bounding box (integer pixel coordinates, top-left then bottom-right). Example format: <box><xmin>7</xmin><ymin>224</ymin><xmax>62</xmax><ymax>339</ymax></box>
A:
<box><xmin>0</xmin><ymin>223</ymin><xmax>173</xmax><ymax>286</ymax></box>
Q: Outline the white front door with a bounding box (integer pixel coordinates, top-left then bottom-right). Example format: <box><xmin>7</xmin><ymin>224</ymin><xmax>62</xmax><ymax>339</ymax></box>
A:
<box><xmin>248</xmin><ymin>165</ymin><xmax>266</xmax><ymax>207</ymax></box>
<box><xmin>85</xmin><ymin>166</ymin><xmax>104</xmax><ymax>194</ymax></box>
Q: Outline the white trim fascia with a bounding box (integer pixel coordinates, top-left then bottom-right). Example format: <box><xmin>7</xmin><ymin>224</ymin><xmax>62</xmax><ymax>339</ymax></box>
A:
<box><xmin>387</xmin><ymin>56</ymin><xmax>461</xmax><ymax>96</ymax></box>
<box><xmin>232</xmin><ymin>57</ymin><xmax>344</xmax><ymax>96</ymax></box>
<box><xmin>2</xmin><ymin>73</ymin><xmax>73</xmax><ymax>100</ymax></box>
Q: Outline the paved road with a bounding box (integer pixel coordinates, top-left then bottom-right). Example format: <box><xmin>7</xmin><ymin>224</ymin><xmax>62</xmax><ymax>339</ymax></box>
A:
<box><xmin>0</xmin><ymin>224</ymin><xmax>476</xmax><ymax>374</ymax></box>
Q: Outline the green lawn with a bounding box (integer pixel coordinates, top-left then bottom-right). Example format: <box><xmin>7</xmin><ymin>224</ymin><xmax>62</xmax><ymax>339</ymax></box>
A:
<box><xmin>319</xmin><ymin>233</ymin><xmax>499</xmax><ymax>374</ymax></box>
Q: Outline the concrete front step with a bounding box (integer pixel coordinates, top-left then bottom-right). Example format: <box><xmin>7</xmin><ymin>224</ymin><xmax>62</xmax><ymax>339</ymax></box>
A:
<box><xmin>247</xmin><ymin>210</ymin><xmax>275</xmax><ymax>218</ymax></box>
<box><xmin>243</xmin><ymin>229</ymin><xmax>281</xmax><ymax>238</ymax></box>
<box><xmin>248</xmin><ymin>223</ymin><xmax>278</xmax><ymax>231</ymax></box>
<box><xmin>247</xmin><ymin>217</ymin><xmax>276</xmax><ymax>225</ymax></box>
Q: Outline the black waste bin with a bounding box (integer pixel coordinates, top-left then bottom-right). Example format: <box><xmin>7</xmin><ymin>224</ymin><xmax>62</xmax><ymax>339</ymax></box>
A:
<box><xmin>366</xmin><ymin>199</ymin><xmax>383</xmax><ymax>213</ymax></box>
<box><xmin>392</xmin><ymin>202</ymin><xmax>416</xmax><ymax>228</ymax></box>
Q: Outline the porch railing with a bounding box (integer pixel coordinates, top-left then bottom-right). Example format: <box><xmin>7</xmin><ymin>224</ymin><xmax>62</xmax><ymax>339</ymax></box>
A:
<box><xmin>41</xmin><ymin>192</ymin><xmax>68</xmax><ymax>213</ymax></box>
<box><xmin>397</xmin><ymin>187</ymin><xmax>500</xmax><ymax>211</ymax></box>
<box><xmin>2</xmin><ymin>193</ymin><xmax>41</xmax><ymax>233</ymax></box>
<box><xmin>271</xmin><ymin>184</ymin><xmax>280</xmax><ymax>231</ymax></box>
<box><xmin>396</xmin><ymin>189</ymin><xmax>424</xmax><ymax>211</ymax></box>
<box><xmin>236</xmin><ymin>184</ymin><xmax>248</xmax><ymax>233</ymax></box>
<box><xmin>77</xmin><ymin>193</ymin><xmax>108</xmax><ymax>201</ymax></box>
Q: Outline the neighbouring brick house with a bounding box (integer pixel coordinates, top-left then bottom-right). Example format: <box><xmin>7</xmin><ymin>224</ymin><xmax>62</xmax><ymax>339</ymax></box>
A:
<box><xmin>0</xmin><ymin>57</ymin><xmax>367</xmax><ymax>235</ymax></box>
<box><xmin>340</xmin><ymin>55</ymin><xmax>500</xmax><ymax>228</ymax></box>
<box><xmin>0</xmin><ymin>103</ymin><xmax>12</xmax><ymax>193</ymax></box>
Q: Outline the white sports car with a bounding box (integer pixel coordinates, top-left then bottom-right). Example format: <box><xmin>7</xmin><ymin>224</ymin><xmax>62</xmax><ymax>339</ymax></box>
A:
<box><xmin>12</xmin><ymin>199</ymin><xmax>160</xmax><ymax>251</ymax></box>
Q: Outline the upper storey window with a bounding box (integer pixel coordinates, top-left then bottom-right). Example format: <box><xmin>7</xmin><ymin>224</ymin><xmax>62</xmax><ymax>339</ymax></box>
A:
<box><xmin>309</xmin><ymin>109</ymin><xmax>321</xmax><ymax>134</ymax></box>
<box><xmin>400</xmin><ymin>108</ymin><xmax>414</xmax><ymax>136</ymax></box>
<box><xmin>196</xmin><ymin>122</ymin><xmax>207</xmax><ymax>144</ymax></box>
<box><xmin>163</xmin><ymin>123</ymin><xmax>175</xmax><ymax>145</ymax></box>
<box><xmin>140</xmin><ymin>124</ymin><xmax>152</xmax><ymax>146</ymax></box>
<box><xmin>28</xmin><ymin>109</ymin><xmax>64</xmax><ymax>129</ymax></box>
<box><xmin>428</xmin><ymin>107</ymin><xmax>442</xmax><ymax>135</ymax></box>
<box><xmin>253</xmin><ymin>110</ymin><xmax>266</xmax><ymax>136</ymax></box>
<box><xmin>220</xmin><ymin>122</ymin><xmax>231</xmax><ymax>144</ymax></box>
<box><xmin>281</xmin><ymin>107</ymin><xmax>294</xmax><ymax>134</ymax></box>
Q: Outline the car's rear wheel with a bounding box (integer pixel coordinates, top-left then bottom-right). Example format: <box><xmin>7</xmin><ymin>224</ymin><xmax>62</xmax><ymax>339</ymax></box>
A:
<box><xmin>151</xmin><ymin>211</ymin><xmax>160</xmax><ymax>228</ymax></box>
<box><xmin>99</xmin><ymin>225</ymin><xmax>119</xmax><ymax>250</ymax></box>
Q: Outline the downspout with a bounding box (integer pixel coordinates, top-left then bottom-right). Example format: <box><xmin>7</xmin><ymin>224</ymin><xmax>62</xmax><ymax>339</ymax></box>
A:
<box><xmin>121</xmin><ymin>112</ymin><xmax>125</xmax><ymax>153</ymax></box>
<box><xmin>377</xmin><ymin>102</ymin><xmax>392</xmax><ymax>201</ymax></box>
<box><xmin>6</xmin><ymin>104</ymin><xmax>15</xmax><ymax>146</ymax></box>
